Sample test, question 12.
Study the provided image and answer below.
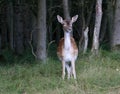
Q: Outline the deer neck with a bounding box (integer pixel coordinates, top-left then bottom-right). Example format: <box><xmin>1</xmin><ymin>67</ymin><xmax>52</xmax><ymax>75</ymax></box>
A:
<box><xmin>64</xmin><ymin>31</ymin><xmax>71</xmax><ymax>50</ymax></box>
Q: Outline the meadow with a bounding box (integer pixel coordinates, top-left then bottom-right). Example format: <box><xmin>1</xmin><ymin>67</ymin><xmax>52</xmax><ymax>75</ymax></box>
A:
<box><xmin>0</xmin><ymin>46</ymin><xmax>120</xmax><ymax>94</ymax></box>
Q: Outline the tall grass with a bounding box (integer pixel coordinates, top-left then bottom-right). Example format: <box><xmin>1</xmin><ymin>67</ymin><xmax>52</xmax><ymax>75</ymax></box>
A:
<box><xmin>0</xmin><ymin>47</ymin><xmax>120</xmax><ymax>94</ymax></box>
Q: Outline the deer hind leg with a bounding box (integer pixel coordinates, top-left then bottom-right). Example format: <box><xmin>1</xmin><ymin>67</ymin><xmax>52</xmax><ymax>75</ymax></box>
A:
<box><xmin>71</xmin><ymin>60</ymin><xmax>76</xmax><ymax>79</ymax></box>
<box><xmin>65</xmin><ymin>63</ymin><xmax>72</xmax><ymax>79</ymax></box>
<box><xmin>62</xmin><ymin>61</ymin><xmax>66</xmax><ymax>79</ymax></box>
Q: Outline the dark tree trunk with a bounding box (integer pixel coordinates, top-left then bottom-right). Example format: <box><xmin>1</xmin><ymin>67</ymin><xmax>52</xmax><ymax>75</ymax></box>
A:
<box><xmin>48</xmin><ymin>0</ymin><xmax>53</xmax><ymax>43</ymax></box>
<box><xmin>78</xmin><ymin>0</ymin><xmax>95</xmax><ymax>53</ymax></box>
<box><xmin>107</xmin><ymin>0</ymin><xmax>114</xmax><ymax>49</ymax></box>
<box><xmin>7</xmin><ymin>1</ymin><xmax>14</xmax><ymax>50</ymax></box>
<box><xmin>36</xmin><ymin>0</ymin><xmax>47</xmax><ymax>61</ymax></box>
<box><xmin>0</xmin><ymin>34</ymin><xmax>1</xmax><ymax>54</ymax></box>
<box><xmin>99</xmin><ymin>10</ymin><xmax>108</xmax><ymax>44</ymax></box>
<box><xmin>1</xmin><ymin>6</ymin><xmax>8</xmax><ymax>49</ymax></box>
<box><xmin>62</xmin><ymin>0</ymin><xmax>73</xmax><ymax>36</ymax></box>
<box><xmin>22</xmin><ymin>5</ymin><xmax>32</xmax><ymax>48</ymax></box>
<box><xmin>56</xmin><ymin>24</ymin><xmax>61</xmax><ymax>45</ymax></box>
<box><xmin>78</xmin><ymin>0</ymin><xmax>85</xmax><ymax>52</ymax></box>
<box><xmin>63</xmin><ymin>0</ymin><xmax>70</xmax><ymax>19</ymax></box>
<box><xmin>14</xmin><ymin>1</ymin><xmax>24</xmax><ymax>54</ymax></box>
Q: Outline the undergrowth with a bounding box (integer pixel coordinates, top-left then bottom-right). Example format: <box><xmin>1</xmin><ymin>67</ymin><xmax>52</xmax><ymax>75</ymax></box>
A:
<box><xmin>0</xmin><ymin>46</ymin><xmax>120</xmax><ymax>94</ymax></box>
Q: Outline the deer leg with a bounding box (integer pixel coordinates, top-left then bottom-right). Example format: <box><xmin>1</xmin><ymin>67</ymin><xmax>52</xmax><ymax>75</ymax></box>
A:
<box><xmin>62</xmin><ymin>61</ymin><xmax>65</xmax><ymax>79</ymax></box>
<box><xmin>65</xmin><ymin>63</ymin><xmax>72</xmax><ymax>79</ymax></box>
<box><xmin>71</xmin><ymin>60</ymin><xmax>76</xmax><ymax>79</ymax></box>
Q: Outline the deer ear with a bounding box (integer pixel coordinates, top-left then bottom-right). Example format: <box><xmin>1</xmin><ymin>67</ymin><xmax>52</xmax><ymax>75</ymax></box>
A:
<box><xmin>57</xmin><ymin>15</ymin><xmax>64</xmax><ymax>24</ymax></box>
<box><xmin>71</xmin><ymin>15</ymin><xmax>78</xmax><ymax>23</ymax></box>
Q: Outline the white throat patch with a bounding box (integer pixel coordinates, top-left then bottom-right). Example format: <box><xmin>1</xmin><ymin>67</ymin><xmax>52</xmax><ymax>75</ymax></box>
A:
<box><xmin>64</xmin><ymin>32</ymin><xmax>71</xmax><ymax>50</ymax></box>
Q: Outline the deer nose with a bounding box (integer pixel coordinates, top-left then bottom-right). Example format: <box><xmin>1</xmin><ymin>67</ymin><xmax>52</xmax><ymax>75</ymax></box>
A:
<box><xmin>68</xmin><ymin>27</ymin><xmax>72</xmax><ymax>31</ymax></box>
<box><xmin>63</xmin><ymin>25</ymin><xmax>72</xmax><ymax>32</ymax></box>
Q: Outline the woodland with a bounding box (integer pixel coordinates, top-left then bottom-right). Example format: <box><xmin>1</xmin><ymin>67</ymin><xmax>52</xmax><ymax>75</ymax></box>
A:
<box><xmin>0</xmin><ymin>0</ymin><xmax>120</xmax><ymax>61</ymax></box>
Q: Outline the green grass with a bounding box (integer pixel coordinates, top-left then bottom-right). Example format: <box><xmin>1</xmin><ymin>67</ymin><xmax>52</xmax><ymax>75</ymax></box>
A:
<box><xmin>0</xmin><ymin>48</ymin><xmax>120</xmax><ymax>94</ymax></box>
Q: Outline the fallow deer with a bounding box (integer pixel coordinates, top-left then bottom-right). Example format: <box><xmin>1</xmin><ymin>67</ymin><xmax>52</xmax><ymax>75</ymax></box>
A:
<box><xmin>57</xmin><ymin>15</ymin><xmax>78</xmax><ymax>79</ymax></box>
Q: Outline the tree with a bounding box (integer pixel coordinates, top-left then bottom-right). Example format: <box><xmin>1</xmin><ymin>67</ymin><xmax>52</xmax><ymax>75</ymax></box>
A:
<box><xmin>62</xmin><ymin>0</ymin><xmax>73</xmax><ymax>36</ymax></box>
<box><xmin>83</xmin><ymin>27</ymin><xmax>89</xmax><ymax>53</ymax></box>
<box><xmin>36</xmin><ymin>0</ymin><xmax>47</xmax><ymax>61</ymax></box>
<box><xmin>63</xmin><ymin>0</ymin><xmax>70</xmax><ymax>19</ymax></box>
<box><xmin>91</xmin><ymin>0</ymin><xmax>103</xmax><ymax>55</ymax></box>
<box><xmin>7</xmin><ymin>1</ymin><xmax>14</xmax><ymax>50</ymax></box>
<box><xmin>78</xmin><ymin>0</ymin><xmax>95</xmax><ymax>53</ymax></box>
<box><xmin>14</xmin><ymin>0</ymin><xmax>24</xmax><ymax>54</ymax></box>
<box><xmin>111</xmin><ymin>0</ymin><xmax>120</xmax><ymax>50</ymax></box>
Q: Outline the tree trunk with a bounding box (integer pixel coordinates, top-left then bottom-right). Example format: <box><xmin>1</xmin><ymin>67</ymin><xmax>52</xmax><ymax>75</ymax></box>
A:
<box><xmin>22</xmin><ymin>5</ymin><xmax>32</xmax><ymax>48</ymax></box>
<box><xmin>63</xmin><ymin>0</ymin><xmax>73</xmax><ymax>36</ymax></box>
<box><xmin>0</xmin><ymin>4</ymin><xmax>8</xmax><ymax>49</ymax></box>
<box><xmin>99</xmin><ymin>11</ymin><xmax>107</xmax><ymax>43</ymax></box>
<box><xmin>62</xmin><ymin>0</ymin><xmax>70</xmax><ymax>19</ymax></box>
<box><xmin>56</xmin><ymin>24</ymin><xmax>61</xmax><ymax>45</ymax></box>
<box><xmin>14</xmin><ymin>1</ymin><xmax>24</xmax><ymax>54</ymax></box>
<box><xmin>48</xmin><ymin>0</ymin><xmax>53</xmax><ymax>43</ymax></box>
<box><xmin>111</xmin><ymin>0</ymin><xmax>120</xmax><ymax>50</ymax></box>
<box><xmin>78</xmin><ymin>0</ymin><xmax>95</xmax><ymax>53</ymax></box>
<box><xmin>78</xmin><ymin>0</ymin><xmax>85</xmax><ymax>53</ymax></box>
<box><xmin>91</xmin><ymin>0</ymin><xmax>103</xmax><ymax>55</ymax></box>
<box><xmin>0</xmin><ymin>34</ymin><xmax>1</xmax><ymax>55</ymax></box>
<box><xmin>7</xmin><ymin>1</ymin><xmax>14</xmax><ymax>50</ymax></box>
<box><xmin>36</xmin><ymin>0</ymin><xmax>47</xmax><ymax>61</ymax></box>
<box><xmin>107</xmin><ymin>0</ymin><xmax>114</xmax><ymax>49</ymax></box>
<box><xmin>83</xmin><ymin>27</ymin><xmax>89</xmax><ymax>53</ymax></box>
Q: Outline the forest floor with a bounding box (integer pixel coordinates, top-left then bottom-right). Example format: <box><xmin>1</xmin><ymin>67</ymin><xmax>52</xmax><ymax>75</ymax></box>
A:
<box><xmin>0</xmin><ymin>45</ymin><xmax>120</xmax><ymax>94</ymax></box>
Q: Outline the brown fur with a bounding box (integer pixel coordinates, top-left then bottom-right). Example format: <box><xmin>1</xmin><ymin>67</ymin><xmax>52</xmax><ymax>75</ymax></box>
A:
<box><xmin>57</xmin><ymin>37</ymin><xmax>78</xmax><ymax>61</ymax></box>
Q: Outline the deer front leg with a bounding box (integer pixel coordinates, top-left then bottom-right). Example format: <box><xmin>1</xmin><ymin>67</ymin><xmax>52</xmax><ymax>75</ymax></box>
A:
<box><xmin>62</xmin><ymin>61</ymin><xmax>65</xmax><ymax>79</ymax></box>
<box><xmin>71</xmin><ymin>60</ymin><xmax>76</xmax><ymax>79</ymax></box>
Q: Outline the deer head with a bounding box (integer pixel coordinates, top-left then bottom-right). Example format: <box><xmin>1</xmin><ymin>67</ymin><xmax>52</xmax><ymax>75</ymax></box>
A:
<box><xmin>57</xmin><ymin>15</ymin><xmax>78</xmax><ymax>33</ymax></box>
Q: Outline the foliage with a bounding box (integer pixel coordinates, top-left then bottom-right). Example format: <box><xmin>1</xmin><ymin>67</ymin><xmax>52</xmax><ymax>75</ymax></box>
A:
<box><xmin>0</xmin><ymin>48</ymin><xmax>34</xmax><ymax>65</ymax></box>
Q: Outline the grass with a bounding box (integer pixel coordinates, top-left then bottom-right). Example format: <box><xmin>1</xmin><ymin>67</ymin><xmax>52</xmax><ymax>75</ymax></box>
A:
<box><xmin>0</xmin><ymin>47</ymin><xmax>120</xmax><ymax>94</ymax></box>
